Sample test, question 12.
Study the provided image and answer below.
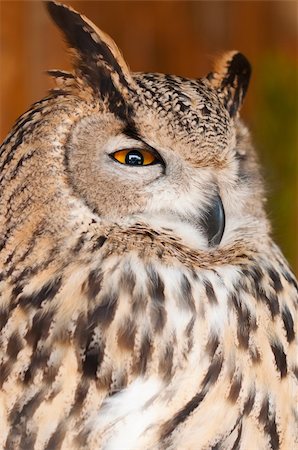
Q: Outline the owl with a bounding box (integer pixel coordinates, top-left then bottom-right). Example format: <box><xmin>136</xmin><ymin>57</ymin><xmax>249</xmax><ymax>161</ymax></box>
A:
<box><xmin>0</xmin><ymin>1</ymin><xmax>297</xmax><ymax>449</ymax></box>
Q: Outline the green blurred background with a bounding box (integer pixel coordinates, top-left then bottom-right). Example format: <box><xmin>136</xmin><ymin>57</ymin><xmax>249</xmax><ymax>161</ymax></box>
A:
<box><xmin>1</xmin><ymin>1</ymin><xmax>297</xmax><ymax>273</ymax></box>
<box><xmin>254</xmin><ymin>54</ymin><xmax>297</xmax><ymax>274</ymax></box>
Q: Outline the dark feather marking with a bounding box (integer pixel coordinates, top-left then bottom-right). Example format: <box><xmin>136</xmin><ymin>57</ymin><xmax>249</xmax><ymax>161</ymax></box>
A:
<box><xmin>268</xmin><ymin>268</ymin><xmax>283</xmax><ymax>293</ymax></box>
<box><xmin>69</xmin><ymin>380</ymin><xmax>89</xmax><ymax>417</ymax></box>
<box><xmin>230</xmin><ymin>292</ymin><xmax>256</xmax><ymax>349</ymax></box>
<box><xmin>7</xmin><ymin>331</ymin><xmax>23</xmax><ymax>360</ymax></box>
<box><xmin>258</xmin><ymin>397</ymin><xmax>279</xmax><ymax>450</ymax></box>
<box><xmin>11</xmin><ymin>245</ymin><xmax>58</xmax><ymax>286</ymax></box>
<box><xmin>19</xmin><ymin>276</ymin><xmax>62</xmax><ymax>310</ymax></box>
<box><xmin>4</xmin><ymin>184</ymin><xmax>29</xmax><ymax>233</ymax></box>
<box><xmin>204</xmin><ymin>279</ymin><xmax>218</xmax><ymax>304</ymax></box>
<box><xmin>135</xmin><ymin>79</ymin><xmax>168</xmax><ymax>114</ymax></box>
<box><xmin>82</xmin><ymin>336</ymin><xmax>105</xmax><ymax>379</ymax></box>
<box><xmin>96</xmin><ymin>68</ymin><xmax>131</xmax><ymax>120</ymax></box>
<box><xmin>139</xmin><ymin>334</ymin><xmax>152</xmax><ymax>374</ymax></box>
<box><xmin>74</xmin><ymin>312</ymin><xmax>88</xmax><ymax>350</ymax></box>
<box><xmin>161</xmin><ymin>390</ymin><xmax>206</xmax><ymax>440</ymax></box>
<box><xmin>265</xmin><ymin>414</ymin><xmax>279</xmax><ymax>450</ymax></box>
<box><xmin>206</xmin><ymin>334</ymin><xmax>219</xmax><ymax>357</ymax></box>
<box><xmin>0</xmin><ymin>310</ymin><xmax>9</xmax><ymax>332</ymax></box>
<box><xmin>158</xmin><ymin>344</ymin><xmax>174</xmax><ymax>380</ymax></box>
<box><xmin>0</xmin><ymin>104</ymin><xmax>46</xmax><ymax>175</ymax></box>
<box><xmin>25</xmin><ymin>309</ymin><xmax>55</xmax><ymax>350</ymax></box>
<box><xmin>3</xmin><ymin>247</ymin><xmax>16</xmax><ymax>267</ymax></box>
<box><xmin>239</xmin><ymin>323</ymin><xmax>253</xmax><ymax>349</ymax></box>
<box><xmin>90</xmin><ymin>292</ymin><xmax>118</xmax><ymax>328</ymax></box>
<box><xmin>201</xmin><ymin>354</ymin><xmax>223</xmax><ymax>389</ymax></box>
<box><xmin>83</xmin><ymin>348</ymin><xmax>100</xmax><ymax>379</ymax></box>
<box><xmin>281</xmin><ymin>305</ymin><xmax>295</xmax><ymax>343</ymax></box>
<box><xmin>73</xmin><ymin>230</ymin><xmax>105</xmax><ymax>254</ymax></box>
<box><xmin>0</xmin><ymin>360</ymin><xmax>12</xmax><ymax>388</ymax></box>
<box><xmin>282</xmin><ymin>270</ymin><xmax>298</xmax><ymax>292</ymax></box>
<box><xmin>11</xmin><ymin>283</ymin><xmax>24</xmax><ymax>302</ymax></box>
<box><xmin>5</xmin><ymin>147</ymin><xmax>36</xmax><ymax>184</ymax></box>
<box><xmin>75</xmin><ymin>429</ymin><xmax>89</xmax><ymax>449</ymax></box>
<box><xmin>0</xmin><ymin>223</ymin><xmax>22</xmax><ymax>259</ymax></box>
<box><xmin>23</xmin><ymin>347</ymin><xmax>51</xmax><ymax>385</ymax></box>
<box><xmin>180</xmin><ymin>274</ymin><xmax>196</xmax><ymax>312</ymax></box>
<box><xmin>9</xmin><ymin>391</ymin><xmax>44</xmax><ymax>428</ymax></box>
<box><xmin>42</xmin><ymin>361</ymin><xmax>60</xmax><ymax>385</ymax></box>
<box><xmin>248</xmin><ymin>266</ymin><xmax>263</xmax><ymax>285</ymax></box>
<box><xmin>123</xmin><ymin>123</ymin><xmax>142</xmax><ymax>141</ymax></box>
<box><xmin>6</xmin><ymin>198</ymin><xmax>38</xmax><ymax>239</ymax></box>
<box><xmin>243</xmin><ymin>386</ymin><xmax>255</xmax><ymax>415</ymax></box>
<box><xmin>185</xmin><ymin>316</ymin><xmax>195</xmax><ymax>347</ymax></box>
<box><xmin>4</xmin><ymin>213</ymin><xmax>39</xmax><ymax>266</ymax></box>
<box><xmin>271</xmin><ymin>342</ymin><xmax>287</xmax><ymax>378</ymax></box>
<box><xmin>47</xmin><ymin>69</ymin><xmax>74</xmax><ymax>79</ymax></box>
<box><xmin>237</xmin><ymin>322</ymin><xmax>250</xmax><ymax>349</ymax></box>
<box><xmin>1</xmin><ymin>97</ymin><xmax>51</xmax><ymax>147</ymax></box>
<box><xmin>19</xmin><ymin>431</ymin><xmax>38</xmax><ymax>450</ymax></box>
<box><xmin>92</xmin><ymin>235</ymin><xmax>107</xmax><ymax>250</ymax></box>
<box><xmin>210</xmin><ymin>444</ymin><xmax>220</xmax><ymax>450</ymax></box>
<box><xmin>0</xmin><ymin>132</ymin><xmax>24</xmax><ymax>176</ymax></box>
<box><xmin>147</xmin><ymin>266</ymin><xmax>166</xmax><ymax>332</ymax></box>
<box><xmin>231</xmin><ymin>422</ymin><xmax>243</xmax><ymax>450</ymax></box>
<box><xmin>267</xmin><ymin>293</ymin><xmax>280</xmax><ymax>317</ymax></box>
<box><xmin>228</xmin><ymin>373</ymin><xmax>242</xmax><ymax>403</ymax></box>
<box><xmin>0</xmin><ymin>93</ymin><xmax>61</xmax><ymax>157</ymax></box>
<box><xmin>258</xmin><ymin>396</ymin><xmax>270</xmax><ymax>424</ymax></box>
<box><xmin>219</xmin><ymin>52</ymin><xmax>251</xmax><ymax>117</ymax></box>
<box><xmin>86</xmin><ymin>269</ymin><xmax>103</xmax><ymax>300</ymax></box>
<box><xmin>210</xmin><ymin>418</ymin><xmax>242</xmax><ymax>450</ymax></box>
<box><xmin>73</xmin><ymin>234</ymin><xmax>87</xmax><ymax>253</ymax></box>
<box><xmin>255</xmin><ymin>284</ymin><xmax>279</xmax><ymax>318</ymax></box>
<box><xmin>44</xmin><ymin>423</ymin><xmax>66</xmax><ymax>450</ymax></box>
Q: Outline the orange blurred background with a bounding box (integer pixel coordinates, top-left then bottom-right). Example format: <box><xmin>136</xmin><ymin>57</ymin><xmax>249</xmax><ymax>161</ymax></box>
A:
<box><xmin>0</xmin><ymin>1</ymin><xmax>297</xmax><ymax>273</ymax></box>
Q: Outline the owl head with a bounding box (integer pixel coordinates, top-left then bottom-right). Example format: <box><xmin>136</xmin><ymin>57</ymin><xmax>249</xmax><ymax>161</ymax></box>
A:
<box><xmin>3</xmin><ymin>1</ymin><xmax>269</xmax><ymax>256</ymax></box>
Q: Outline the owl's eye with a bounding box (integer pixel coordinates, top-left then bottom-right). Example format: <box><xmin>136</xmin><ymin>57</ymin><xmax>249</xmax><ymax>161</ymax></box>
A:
<box><xmin>111</xmin><ymin>149</ymin><xmax>158</xmax><ymax>166</ymax></box>
<box><xmin>203</xmin><ymin>194</ymin><xmax>226</xmax><ymax>246</ymax></box>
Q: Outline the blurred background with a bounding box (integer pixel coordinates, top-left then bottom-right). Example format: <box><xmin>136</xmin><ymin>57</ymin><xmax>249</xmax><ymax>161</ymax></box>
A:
<box><xmin>1</xmin><ymin>1</ymin><xmax>297</xmax><ymax>274</ymax></box>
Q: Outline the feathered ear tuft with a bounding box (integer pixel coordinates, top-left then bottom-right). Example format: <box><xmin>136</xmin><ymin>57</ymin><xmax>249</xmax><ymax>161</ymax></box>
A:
<box><xmin>208</xmin><ymin>52</ymin><xmax>251</xmax><ymax>117</ymax></box>
<box><xmin>46</xmin><ymin>1</ymin><xmax>134</xmax><ymax>118</ymax></box>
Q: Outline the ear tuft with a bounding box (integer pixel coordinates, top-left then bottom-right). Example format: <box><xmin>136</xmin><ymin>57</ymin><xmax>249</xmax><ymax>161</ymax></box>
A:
<box><xmin>208</xmin><ymin>52</ymin><xmax>251</xmax><ymax>117</ymax></box>
<box><xmin>46</xmin><ymin>1</ymin><xmax>134</xmax><ymax>119</ymax></box>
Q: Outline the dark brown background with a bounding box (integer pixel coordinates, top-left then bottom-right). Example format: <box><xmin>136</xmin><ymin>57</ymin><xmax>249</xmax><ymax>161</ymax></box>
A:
<box><xmin>1</xmin><ymin>1</ymin><xmax>297</xmax><ymax>273</ymax></box>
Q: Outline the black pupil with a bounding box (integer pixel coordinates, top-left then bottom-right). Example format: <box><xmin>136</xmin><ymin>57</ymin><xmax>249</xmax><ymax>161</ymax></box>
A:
<box><xmin>125</xmin><ymin>150</ymin><xmax>144</xmax><ymax>165</ymax></box>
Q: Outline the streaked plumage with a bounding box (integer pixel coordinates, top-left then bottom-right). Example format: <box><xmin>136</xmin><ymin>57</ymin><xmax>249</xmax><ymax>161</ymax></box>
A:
<box><xmin>0</xmin><ymin>2</ymin><xmax>297</xmax><ymax>449</ymax></box>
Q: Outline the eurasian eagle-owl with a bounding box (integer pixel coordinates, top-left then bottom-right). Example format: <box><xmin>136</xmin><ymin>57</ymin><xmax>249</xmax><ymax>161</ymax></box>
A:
<box><xmin>0</xmin><ymin>2</ymin><xmax>297</xmax><ymax>449</ymax></box>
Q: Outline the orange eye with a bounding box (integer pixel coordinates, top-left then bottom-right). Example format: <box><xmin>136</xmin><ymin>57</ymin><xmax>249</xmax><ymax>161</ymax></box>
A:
<box><xmin>112</xmin><ymin>149</ymin><xmax>157</xmax><ymax>166</ymax></box>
